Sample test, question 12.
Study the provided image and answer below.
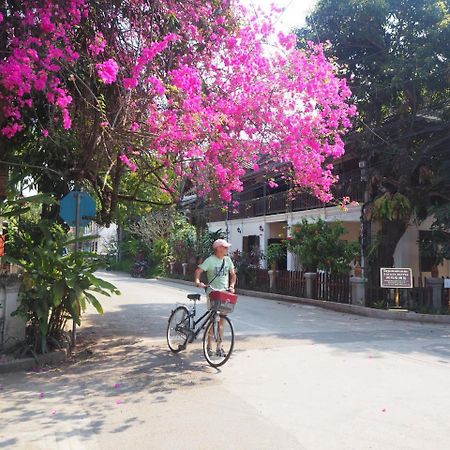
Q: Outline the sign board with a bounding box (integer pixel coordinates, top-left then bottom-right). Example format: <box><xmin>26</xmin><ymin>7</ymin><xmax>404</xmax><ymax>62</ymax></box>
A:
<box><xmin>444</xmin><ymin>278</ymin><xmax>450</xmax><ymax>289</ymax></box>
<box><xmin>380</xmin><ymin>268</ymin><xmax>413</xmax><ymax>289</ymax></box>
<box><xmin>59</xmin><ymin>191</ymin><xmax>96</xmax><ymax>227</ymax></box>
<box><xmin>0</xmin><ymin>234</ymin><xmax>5</xmax><ymax>257</ymax></box>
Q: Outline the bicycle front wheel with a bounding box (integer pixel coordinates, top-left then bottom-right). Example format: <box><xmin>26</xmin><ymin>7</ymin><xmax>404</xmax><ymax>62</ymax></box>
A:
<box><xmin>167</xmin><ymin>306</ymin><xmax>190</xmax><ymax>352</ymax></box>
<box><xmin>203</xmin><ymin>314</ymin><xmax>234</xmax><ymax>367</ymax></box>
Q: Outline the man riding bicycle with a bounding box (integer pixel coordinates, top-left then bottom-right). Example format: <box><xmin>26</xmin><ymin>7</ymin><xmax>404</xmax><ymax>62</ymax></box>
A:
<box><xmin>194</xmin><ymin>238</ymin><xmax>236</xmax><ymax>356</ymax></box>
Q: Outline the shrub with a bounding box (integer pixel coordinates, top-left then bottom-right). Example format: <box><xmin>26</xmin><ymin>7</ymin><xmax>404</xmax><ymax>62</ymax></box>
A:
<box><xmin>287</xmin><ymin>219</ymin><xmax>359</xmax><ymax>274</ymax></box>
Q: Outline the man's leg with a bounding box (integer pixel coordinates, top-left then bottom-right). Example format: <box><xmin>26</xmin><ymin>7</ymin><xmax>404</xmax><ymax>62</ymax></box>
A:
<box><xmin>216</xmin><ymin>317</ymin><xmax>225</xmax><ymax>352</ymax></box>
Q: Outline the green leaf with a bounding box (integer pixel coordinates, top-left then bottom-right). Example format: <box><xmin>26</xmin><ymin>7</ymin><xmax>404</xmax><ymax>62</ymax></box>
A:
<box><xmin>52</xmin><ymin>280</ymin><xmax>65</xmax><ymax>306</ymax></box>
<box><xmin>85</xmin><ymin>292</ymin><xmax>104</xmax><ymax>314</ymax></box>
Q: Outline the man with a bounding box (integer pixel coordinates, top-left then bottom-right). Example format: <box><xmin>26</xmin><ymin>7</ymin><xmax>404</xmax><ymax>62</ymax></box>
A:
<box><xmin>194</xmin><ymin>238</ymin><xmax>236</xmax><ymax>356</ymax></box>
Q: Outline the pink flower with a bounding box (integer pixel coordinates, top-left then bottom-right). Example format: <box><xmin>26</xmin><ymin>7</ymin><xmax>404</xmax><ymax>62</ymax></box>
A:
<box><xmin>96</xmin><ymin>59</ymin><xmax>119</xmax><ymax>84</ymax></box>
<box><xmin>123</xmin><ymin>77</ymin><xmax>138</xmax><ymax>89</ymax></box>
<box><xmin>2</xmin><ymin>123</ymin><xmax>23</xmax><ymax>138</ymax></box>
<box><xmin>62</xmin><ymin>109</ymin><xmax>72</xmax><ymax>129</ymax></box>
<box><xmin>42</xmin><ymin>129</ymin><xmax>49</xmax><ymax>137</ymax></box>
<box><xmin>0</xmin><ymin>12</ymin><xmax>3</xmax><ymax>23</ymax></box>
<box><xmin>119</xmin><ymin>154</ymin><xmax>137</xmax><ymax>172</ymax></box>
<box><xmin>89</xmin><ymin>33</ymin><xmax>106</xmax><ymax>56</ymax></box>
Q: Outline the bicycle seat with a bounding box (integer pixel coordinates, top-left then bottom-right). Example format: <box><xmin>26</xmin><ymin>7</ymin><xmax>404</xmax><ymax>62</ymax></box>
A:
<box><xmin>187</xmin><ymin>294</ymin><xmax>201</xmax><ymax>301</ymax></box>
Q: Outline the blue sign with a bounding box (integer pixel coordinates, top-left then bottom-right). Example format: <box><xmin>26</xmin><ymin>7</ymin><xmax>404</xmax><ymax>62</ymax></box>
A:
<box><xmin>59</xmin><ymin>191</ymin><xmax>96</xmax><ymax>227</ymax></box>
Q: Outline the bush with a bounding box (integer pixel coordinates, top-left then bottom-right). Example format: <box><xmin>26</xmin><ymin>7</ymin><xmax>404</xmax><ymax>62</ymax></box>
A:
<box><xmin>7</xmin><ymin>220</ymin><xmax>119</xmax><ymax>353</ymax></box>
<box><xmin>287</xmin><ymin>219</ymin><xmax>359</xmax><ymax>274</ymax></box>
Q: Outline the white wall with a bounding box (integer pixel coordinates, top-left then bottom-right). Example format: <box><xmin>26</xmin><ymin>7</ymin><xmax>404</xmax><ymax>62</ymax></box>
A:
<box><xmin>208</xmin><ymin>205</ymin><xmax>362</xmax><ymax>271</ymax></box>
<box><xmin>394</xmin><ymin>218</ymin><xmax>450</xmax><ymax>279</ymax></box>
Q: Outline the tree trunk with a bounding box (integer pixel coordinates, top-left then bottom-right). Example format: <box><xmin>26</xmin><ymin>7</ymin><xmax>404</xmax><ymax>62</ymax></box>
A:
<box><xmin>369</xmin><ymin>220</ymin><xmax>408</xmax><ymax>287</ymax></box>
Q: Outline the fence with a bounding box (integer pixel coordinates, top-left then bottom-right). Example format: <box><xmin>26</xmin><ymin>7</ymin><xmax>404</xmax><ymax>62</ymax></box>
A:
<box><xmin>315</xmin><ymin>272</ymin><xmax>351</xmax><ymax>304</ymax></box>
<box><xmin>165</xmin><ymin>264</ymin><xmax>449</xmax><ymax>313</ymax></box>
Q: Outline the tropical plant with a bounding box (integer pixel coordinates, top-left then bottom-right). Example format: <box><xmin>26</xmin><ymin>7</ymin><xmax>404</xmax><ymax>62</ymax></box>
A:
<box><xmin>266</xmin><ymin>243</ymin><xmax>286</xmax><ymax>270</ymax></box>
<box><xmin>194</xmin><ymin>229</ymin><xmax>226</xmax><ymax>261</ymax></box>
<box><xmin>286</xmin><ymin>219</ymin><xmax>359</xmax><ymax>274</ymax></box>
<box><xmin>6</xmin><ymin>220</ymin><xmax>119</xmax><ymax>354</ymax></box>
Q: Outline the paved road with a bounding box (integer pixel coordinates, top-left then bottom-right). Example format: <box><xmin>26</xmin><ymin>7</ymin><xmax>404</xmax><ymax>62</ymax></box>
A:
<box><xmin>1</xmin><ymin>273</ymin><xmax>449</xmax><ymax>450</ymax></box>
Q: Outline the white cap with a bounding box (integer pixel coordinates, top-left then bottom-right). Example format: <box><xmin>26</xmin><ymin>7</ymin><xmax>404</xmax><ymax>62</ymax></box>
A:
<box><xmin>213</xmin><ymin>239</ymin><xmax>232</xmax><ymax>250</ymax></box>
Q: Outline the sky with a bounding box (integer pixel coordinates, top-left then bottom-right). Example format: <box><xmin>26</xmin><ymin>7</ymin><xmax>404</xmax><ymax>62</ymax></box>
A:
<box><xmin>241</xmin><ymin>0</ymin><xmax>318</xmax><ymax>33</ymax></box>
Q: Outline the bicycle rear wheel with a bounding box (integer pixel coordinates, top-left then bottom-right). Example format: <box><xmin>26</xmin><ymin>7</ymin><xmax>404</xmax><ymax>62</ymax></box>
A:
<box><xmin>203</xmin><ymin>314</ymin><xmax>234</xmax><ymax>367</ymax></box>
<box><xmin>167</xmin><ymin>306</ymin><xmax>190</xmax><ymax>352</ymax></box>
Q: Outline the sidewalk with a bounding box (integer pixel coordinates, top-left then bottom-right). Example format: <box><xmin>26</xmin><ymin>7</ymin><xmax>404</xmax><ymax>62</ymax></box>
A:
<box><xmin>159</xmin><ymin>277</ymin><xmax>450</xmax><ymax>325</ymax></box>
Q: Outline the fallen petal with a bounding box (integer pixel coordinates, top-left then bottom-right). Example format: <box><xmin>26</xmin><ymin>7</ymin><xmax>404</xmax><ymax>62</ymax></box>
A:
<box><xmin>116</xmin><ymin>399</ymin><xmax>123</xmax><ymax>405</ymax></box>
<box><xmin>39</xmin><ymin>392</ymin><xmax>45</xmax><ymax>399</ymax></box>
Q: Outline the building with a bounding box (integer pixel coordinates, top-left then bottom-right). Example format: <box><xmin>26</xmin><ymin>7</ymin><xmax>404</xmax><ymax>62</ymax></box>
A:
<box><xmin>72</xmin><ymin>222</ymin><xmax>118</xmax><ymax>255</ymax></box>
<box><xmin>190</xmin><ymin>159</ymin><xmax>449</xmax><ymax>280</ymax></box>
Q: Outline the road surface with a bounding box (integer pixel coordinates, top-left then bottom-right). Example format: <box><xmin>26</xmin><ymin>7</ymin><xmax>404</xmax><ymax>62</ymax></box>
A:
<box><xmin>1</xmin><ymin>273</ymin><xmax>449</xmax><ymax>449</ymax></box>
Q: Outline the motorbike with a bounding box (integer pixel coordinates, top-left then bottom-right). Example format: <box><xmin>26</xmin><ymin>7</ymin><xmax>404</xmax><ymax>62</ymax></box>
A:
<box><xmin>131</xmin><ymin>259</ymin><xmax>149</xmax><ymax>278</ymax></box>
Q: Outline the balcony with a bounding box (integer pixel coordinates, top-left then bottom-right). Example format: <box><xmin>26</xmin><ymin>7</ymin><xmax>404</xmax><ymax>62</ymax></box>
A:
<box><xmin>196</xmin><ymin>179</ymin><xmax>364</xmax><ymax>222</ymax></box>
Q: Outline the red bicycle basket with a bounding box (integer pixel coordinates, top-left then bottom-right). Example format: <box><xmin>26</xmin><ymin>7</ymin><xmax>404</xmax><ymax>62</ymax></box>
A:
<box><xmin>209</xmin><ymin>291</ymin><xmax>238</xmax><ymax>313</ymax></box>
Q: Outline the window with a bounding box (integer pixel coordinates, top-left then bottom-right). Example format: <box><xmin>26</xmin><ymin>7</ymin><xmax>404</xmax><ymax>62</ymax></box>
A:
<box><xmin>419</xmin><ymin>230</ymin><xmax>436</xmax><ymax>272</ymax></box>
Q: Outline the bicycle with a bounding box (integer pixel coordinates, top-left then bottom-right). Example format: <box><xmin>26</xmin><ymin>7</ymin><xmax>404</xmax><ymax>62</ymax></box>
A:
<box><xmin>166</xmin><ymin>291</ymin><xmax>235</xmax><ymax>367</ymax></box>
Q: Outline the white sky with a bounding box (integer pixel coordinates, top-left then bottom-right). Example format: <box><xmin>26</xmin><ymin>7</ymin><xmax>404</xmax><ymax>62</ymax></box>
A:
<box><xmin>240</xmin><ymin>0</ymin><xmax>318</xmax><ymax>33</ymax></box>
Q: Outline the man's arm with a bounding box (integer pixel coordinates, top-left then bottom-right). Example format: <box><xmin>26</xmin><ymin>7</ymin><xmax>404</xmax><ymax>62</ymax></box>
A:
<box><xmin>194</xmin><ymin>268</ymin><xmax>207</xmax><ymax>288</ymax></box>
<box><xmin>229</xmin><ymin>268</ymin><xmax>237</xmax><ymax>292</ymax></box>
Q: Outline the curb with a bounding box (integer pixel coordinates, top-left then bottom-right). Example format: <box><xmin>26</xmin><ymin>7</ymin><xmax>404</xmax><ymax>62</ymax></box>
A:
<box><xmin>158</xmin><ymin>277</ymin><xmax>450</xmax><ymax>325</ymax></box>
<box><xmin>0</xmin><ymin>349</ymin><xmax>68</xmax><ymax>374</ymax></box>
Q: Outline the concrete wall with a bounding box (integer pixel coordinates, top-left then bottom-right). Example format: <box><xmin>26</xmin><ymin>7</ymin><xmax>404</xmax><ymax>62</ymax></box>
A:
<box><xmin>207</xmin><ymin>207</ymin><xmax>361</xmax><ymax>270</ymax></box>
<box><xmin>0</xmin><ymin>279</ymin><xmax>25</xmax><ymax>350</ymax></box>
<box><xmin>394</xmin><ymin>218</ymin><xmax>450</xmax><ymax>279</ymax></box>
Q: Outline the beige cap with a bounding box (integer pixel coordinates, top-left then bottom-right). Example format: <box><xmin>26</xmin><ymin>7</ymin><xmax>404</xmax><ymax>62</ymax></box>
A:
<box><xmin>212</xmin><ymin>239</ymin><xmax>232</xmax><ymax>249</ymax></box>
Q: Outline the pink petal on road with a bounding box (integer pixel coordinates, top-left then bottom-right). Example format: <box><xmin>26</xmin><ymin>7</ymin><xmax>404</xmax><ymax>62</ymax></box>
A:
<box><xmin>51</xmin><ymin>410</ymin><xmax>57</xmax><ymax>415</ymax></box>
<box><xmin>39</xmin><ymin>392</ymin><xmax>45</xmax><ymax>399</ymax></box>
<box><xmin>114</xmin><ymin>383</ymin><xmax>121</xmax><ymax>389</ymax></box>
<box><xmin>116</xmin><ymin>399</ymin><xmax>123</xmax><ymax>405</ymax></box>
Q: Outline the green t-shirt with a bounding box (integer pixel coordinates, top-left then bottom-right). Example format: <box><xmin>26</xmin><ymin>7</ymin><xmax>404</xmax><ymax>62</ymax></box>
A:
<box><xmin>198</xmin><ymin>255</ymin><xmax>235</xmax><ymax>293</ymax></box>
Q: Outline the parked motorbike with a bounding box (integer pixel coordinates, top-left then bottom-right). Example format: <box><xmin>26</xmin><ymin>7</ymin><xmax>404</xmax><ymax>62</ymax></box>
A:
<box><xmin>131</xmin><ymin>260</ymin><xmax>149</xmax><ymax>278</ymax></box>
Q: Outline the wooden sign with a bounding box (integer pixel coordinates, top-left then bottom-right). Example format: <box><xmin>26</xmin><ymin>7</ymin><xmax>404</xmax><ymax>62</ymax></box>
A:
<box><xmin>380</xmin><ymin>268</ymin><xmax>413</xmax><ymax>289</ymax></box>
<box><xmin>0</xmin><ymin>234</ymin><xmax>5</xmax><ymax>257</ymax></box>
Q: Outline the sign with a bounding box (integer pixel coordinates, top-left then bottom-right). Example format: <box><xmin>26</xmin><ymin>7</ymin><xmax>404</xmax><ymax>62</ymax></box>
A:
<box><xmin>380</xmin><ymin>268</ymin><xmax>413</xmax><ymax>289</ymax></box>
<box><xmin>59</xmin><ymin>191</ymin><xmax>96</xmax><ymax>227</ymax></box>
<box><xmin>444</xmin><ymin>278</ymin><xmax>450</xmax><ymax>289</ymax></box>
<box><xmin>0</xmin><ymin>235</ymin><xmax>5</xmax><ymax>257</ymax></box>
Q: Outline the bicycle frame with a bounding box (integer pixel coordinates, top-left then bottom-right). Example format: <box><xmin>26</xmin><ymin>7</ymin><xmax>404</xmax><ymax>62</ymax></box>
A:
<box><xmin>183</xmin><ymin>303</ymin><xmax>218</xmax><ymax>342</ymax></box>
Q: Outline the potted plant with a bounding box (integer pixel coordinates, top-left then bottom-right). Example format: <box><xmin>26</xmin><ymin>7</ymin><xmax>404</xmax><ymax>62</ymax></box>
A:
<box><xmin>266</xmin><ymin>243</ymin><xmax>285</xmax><ymax>289</ymax></box>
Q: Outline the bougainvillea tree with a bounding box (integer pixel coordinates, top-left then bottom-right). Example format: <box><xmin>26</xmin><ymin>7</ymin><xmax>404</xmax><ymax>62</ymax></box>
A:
<box><xmin>0</xmin><ymin>0</ymin><xmax>356</xmax><ymax>223</ymax></box>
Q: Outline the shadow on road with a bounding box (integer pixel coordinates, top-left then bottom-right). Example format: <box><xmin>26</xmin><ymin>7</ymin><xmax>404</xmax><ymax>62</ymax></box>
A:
<box><xmin>1</xmin><ymin>275</ymin><xmax>448</xmax><ymax>446</ymax></box>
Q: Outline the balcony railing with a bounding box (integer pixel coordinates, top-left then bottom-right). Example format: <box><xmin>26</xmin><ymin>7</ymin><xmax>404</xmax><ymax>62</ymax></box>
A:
<box><xmin>197</xmin><ymin>179</ymin><xmax>364</xmax><ymax>222</ymax></box>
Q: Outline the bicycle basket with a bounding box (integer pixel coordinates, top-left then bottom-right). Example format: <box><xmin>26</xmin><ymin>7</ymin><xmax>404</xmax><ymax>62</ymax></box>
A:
<box><xmin>209</xmin><ymin>290</ymin><xmax>238</xmax><ymax>314</ymax></box>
